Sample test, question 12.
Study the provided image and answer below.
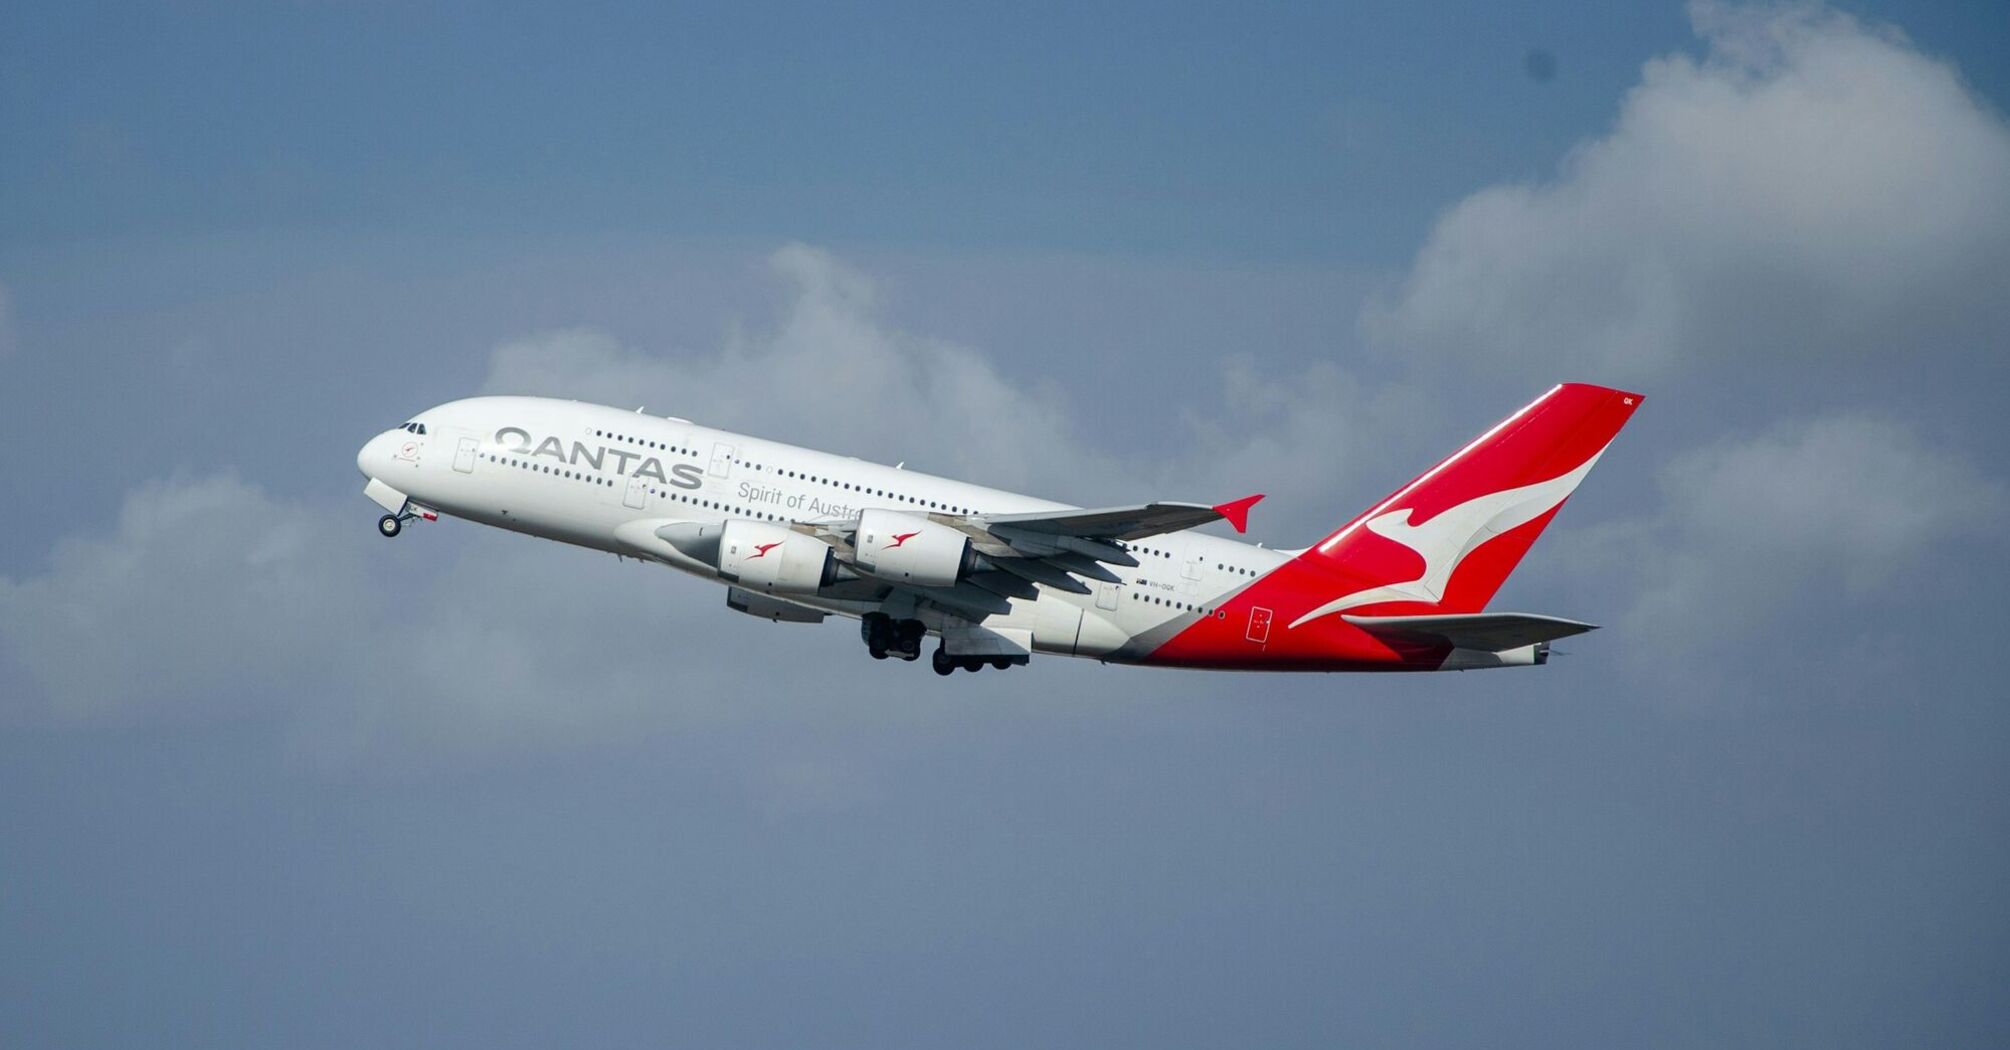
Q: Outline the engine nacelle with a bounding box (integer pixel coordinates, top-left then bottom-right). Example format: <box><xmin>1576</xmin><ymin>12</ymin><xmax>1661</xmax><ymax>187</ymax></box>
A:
<box><xmin>852</xmin><ymin>509</ymin><xmax>972</xmax><ymax>588</ymax></box>
<box><xmin>717</xmin><ymin>520</ymin><xmax>841</xmax><ymax>594</ymax></box>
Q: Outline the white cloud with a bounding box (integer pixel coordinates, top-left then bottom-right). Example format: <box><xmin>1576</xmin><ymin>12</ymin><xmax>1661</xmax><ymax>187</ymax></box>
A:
<box><xmin>48</xmin><ymin>229</ymin><xmax>1978</xmax><ymax>750</ymax></box>
<box><xmin>3</xmin><ymin>244</ymin><xmax>1401</xmax><ymax>753</ymax></box>
<box><xmin>1658</xmin><ymin>415</ymin><xmax>2004</xmax><ymax>590</ymax></box>
<box><xmin>483</xmin><ymin>244</ymin><xmax>1120</xmax><ymax>499</ymax></box>
<box><xmin>0</xmin><ymin>467</ymin><xmax>1118</xmax><ymax>772</ymax></box>
<box><xmin>0</xmin><ymin>474</ymin><xmax>374</xmax><ymax>726</ymax></box>
<box><xmin>1367</xmin><ymin>2</ymin><xmax>2010</xmax><ymax>380</ymax></box>
<box><xmin>1569</xmin><ymin>414</ymin><xmax>2007</xmax><ymax>689</ymax></box>
<box><xmin>1159</xmin><ymin>355</ymin><xmax>1443</xmax><ymax>544</ymax></box>
<box><xmin>0</xmin><ymin>472</ymin><xmax>733</xmax><ymax>744</ymax></box>
<box><xmin>477</xmin><ymin>243</ymin><xmax>1471</xmax><ymax>548</ymax></box>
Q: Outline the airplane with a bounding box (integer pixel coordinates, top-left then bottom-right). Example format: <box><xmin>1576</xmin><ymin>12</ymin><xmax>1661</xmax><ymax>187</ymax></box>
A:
<box><xmin>356</xmin><ymin>382</ymin><xmax>1642</xmax><ymax>675</ymax></box>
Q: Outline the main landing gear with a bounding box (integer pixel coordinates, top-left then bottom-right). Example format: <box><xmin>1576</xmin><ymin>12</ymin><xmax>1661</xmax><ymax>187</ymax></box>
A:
<box><xmin>865</xmin><ymin>613</ymin><xmax>1033</xmax><ymax>674</ymax></box>
<box><xmin>931</xmin><ymin>648</ymin><xmax>1025</xmax><ymax>676</ymax></box>
<box><xmin>862</xmin><ymin>612</ymin><xmax>926</xmax><ymax>662</ymax></box>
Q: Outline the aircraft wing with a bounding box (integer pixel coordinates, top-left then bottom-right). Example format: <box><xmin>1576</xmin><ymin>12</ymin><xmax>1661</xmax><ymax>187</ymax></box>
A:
<box><xmin>979</xmin><ymin>494</ymin><xmax>1265</xmax><ymax>542</ymax></box>
<box><xmin>805</xmin><ymin>494</ymin><xmax>1263</xmax><ymax>619</ymax></box>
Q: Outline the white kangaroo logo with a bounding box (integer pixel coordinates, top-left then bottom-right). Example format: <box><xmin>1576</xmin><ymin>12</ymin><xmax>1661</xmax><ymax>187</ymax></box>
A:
<box><xmin>1287</xmin><ymin>448</ymin><xmax>1607</xmax><ymax>630</ymax></box>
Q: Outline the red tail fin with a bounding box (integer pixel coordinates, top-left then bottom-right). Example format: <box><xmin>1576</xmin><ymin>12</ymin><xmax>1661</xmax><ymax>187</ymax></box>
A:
<box><xmin>1288</xmin><ymin>383</ymin><xmax>1643</xmax><ymax>624</ymax></box>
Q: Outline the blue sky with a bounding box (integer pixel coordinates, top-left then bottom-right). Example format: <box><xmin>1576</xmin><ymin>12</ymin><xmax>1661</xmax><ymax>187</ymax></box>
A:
<box><xmin>3</xmin><ymin>3</ymin><xmax>2008</xmax><ymax>1047</ymax></box>
<box><xmin>1</xmin><ymin>2</ymin><xmax>1684</xmax><ymax>252</ymax></box>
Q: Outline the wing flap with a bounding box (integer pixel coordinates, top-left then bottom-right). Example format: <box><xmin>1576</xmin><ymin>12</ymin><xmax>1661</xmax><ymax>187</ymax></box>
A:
<box><xmin>911</xmin><ymin>582</ymin><xmax>1014</xmax><ymax>618</ymax></box>
<box><xmin>993</xmin><ymin>557</ymin><xmax>1095</xmax><ymax>595</ymax></box>
<box><xmin>968</xmin><ymin>571</ymin><xmax>1040</xmax><ymax>602</ymax></box>
<box><xmin>1042</xmin><ymin>551</ymin><xmax>1122</xmax><ymax>584</ymax></box>
<box><xmin>988</xmin><ymin>524</ymin><xmax>1140</xmax><ymax>566</ymax></box>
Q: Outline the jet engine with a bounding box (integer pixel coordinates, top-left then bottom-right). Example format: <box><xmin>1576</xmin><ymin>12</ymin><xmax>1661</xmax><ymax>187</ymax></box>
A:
<box><xmin>852</xmin><ymin>509</ymin><xmax>973</xmax><ymax>588</ymax></box>
<box><xmin>717</xmin><ymin>520</ymin><xmax>844</xmax><ymax>594</ymax></box>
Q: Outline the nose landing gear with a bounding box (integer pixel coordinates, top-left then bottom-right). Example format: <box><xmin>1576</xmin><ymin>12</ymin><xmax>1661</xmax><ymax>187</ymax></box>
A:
<box><xmin>377</xmin><ymin>508</ymin><xmax>427</xmax><ymax>537</ymax></box>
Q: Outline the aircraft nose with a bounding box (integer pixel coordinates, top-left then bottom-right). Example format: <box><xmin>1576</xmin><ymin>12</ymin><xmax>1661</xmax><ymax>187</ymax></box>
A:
<box><xmin>357</xmin><ymin>431</ymin><xmax>397</xmax><ymax>479</ymax></box>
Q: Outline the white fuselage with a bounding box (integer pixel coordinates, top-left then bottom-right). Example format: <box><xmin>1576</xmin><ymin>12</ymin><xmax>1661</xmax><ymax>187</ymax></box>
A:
<box><xmin>356</xmin><ymin>396</ymin><xmax>1290</xmax><ymax>664</ymax></box>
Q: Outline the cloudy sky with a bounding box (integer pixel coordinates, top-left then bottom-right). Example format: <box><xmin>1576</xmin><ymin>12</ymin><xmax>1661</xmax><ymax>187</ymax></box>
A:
<box><xmin>4</xmin><ymin>2</ymin><xmax>2008</xmax><ymax>1046</ymax></box>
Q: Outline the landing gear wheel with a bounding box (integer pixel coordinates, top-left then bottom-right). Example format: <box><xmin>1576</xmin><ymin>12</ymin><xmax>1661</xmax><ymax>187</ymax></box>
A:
<box><xmin>932</xmin><ymin>648</ymin><xmax>955</xmax><ymax>676</ymax></box>
<box><xmin>895</xmin><ymin>620</ymin><xmax>927</xmax><ymax>661</ymax></box>
<box><xmin>377</xmin><ymin>514</ymin><xmax>402</xmax><ymax>538</ymax></box>
<box><xmin>862</xmin><ymin>613</ymin><xmax>898</xmax><ymax>662</ymax></box>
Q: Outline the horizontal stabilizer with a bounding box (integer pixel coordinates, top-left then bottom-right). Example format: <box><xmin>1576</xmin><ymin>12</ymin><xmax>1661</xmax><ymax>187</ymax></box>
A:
<box><xmin>1343</xmin><ymin>612</ymin><xmax>1597</xmax><ymax>652</ymax></box>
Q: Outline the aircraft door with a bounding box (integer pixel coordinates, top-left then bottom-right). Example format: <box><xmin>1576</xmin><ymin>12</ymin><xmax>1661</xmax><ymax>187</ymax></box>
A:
<box><xmin>453</xmin><ymin>437</ymin><xmax>479</xmax><ymax>474</ymax></box>
<box><xmin>708</xmin><ymin>442</ymin><xmax>735</xmax><ymax>479</ymax></box>
<box><xmin>624</xmin><ymin>472</ymin><xmax>647</xmax><ymax>510</ymax></box>
<box><xmin>1246</xmin><ymin>607</ymin><xmax>1273</xmax><ymax>645</ymax></box>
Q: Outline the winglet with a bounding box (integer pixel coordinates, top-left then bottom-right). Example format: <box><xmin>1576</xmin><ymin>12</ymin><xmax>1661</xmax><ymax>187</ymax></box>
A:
<box><xmin>1212</xmin><ymin>494</ymin><xmax>1265</xmax><ymax>533</ymax></box>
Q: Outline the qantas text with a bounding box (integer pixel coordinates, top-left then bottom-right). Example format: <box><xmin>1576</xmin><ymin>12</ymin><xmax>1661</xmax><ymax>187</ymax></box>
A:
<box><xmin>494</xmin><ymin>427</ymin><xmax>704</xmax><ymax>490</ymax></box>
